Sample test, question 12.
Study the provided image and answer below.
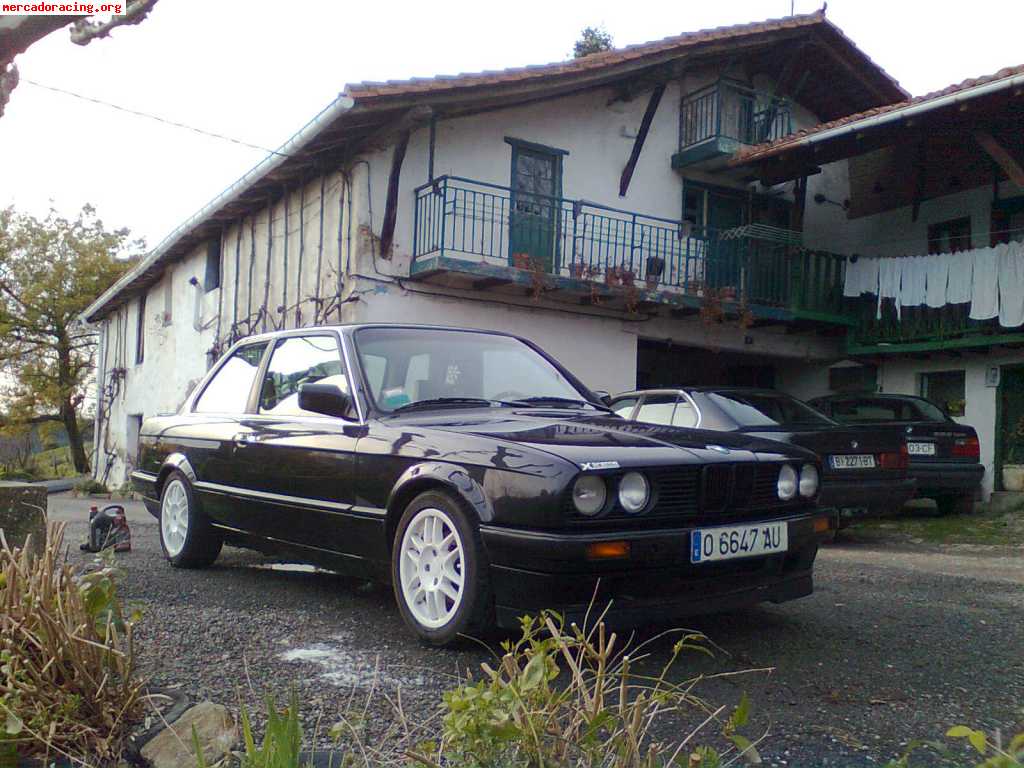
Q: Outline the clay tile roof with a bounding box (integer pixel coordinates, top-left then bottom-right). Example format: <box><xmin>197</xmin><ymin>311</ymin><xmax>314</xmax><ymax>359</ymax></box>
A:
<box><xmin>343</xmin><ymin>10</ymin><xmax>903</xmax><ymax>103</ymax></box>
<box><xmin>732</xmin><ymin>62</ymin><xmax>1024</xmax><ymax>165</ymax></box>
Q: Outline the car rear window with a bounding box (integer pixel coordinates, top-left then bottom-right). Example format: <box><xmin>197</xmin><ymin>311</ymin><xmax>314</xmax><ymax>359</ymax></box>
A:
<box><xmin>829</xmin><ymin>398</ymin><xmax>946</xmax><ymax>423</ymax></box>
<box><xmin>708</xmin><ymin>392</ymin><xmax>833</xmax><ymax>428</ymax></box>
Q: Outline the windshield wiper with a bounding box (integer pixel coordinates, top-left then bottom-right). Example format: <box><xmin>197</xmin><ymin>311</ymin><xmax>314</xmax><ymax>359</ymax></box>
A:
<box><xmin>508</xmin><ymin>396</ymin><xmax>610</xmax><ymax>411</ymax></box>
<box><xmin>390</xmin><ymin>397</ymin><xmax>513</xmax><ymax>414</ymax></box>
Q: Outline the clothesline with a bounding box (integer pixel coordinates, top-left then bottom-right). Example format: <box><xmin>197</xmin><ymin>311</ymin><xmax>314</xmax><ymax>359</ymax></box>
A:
<box><xmin>843</xmin><ymin>241</ymin><xmax>1024</xmax><ymax>327</ymax></box>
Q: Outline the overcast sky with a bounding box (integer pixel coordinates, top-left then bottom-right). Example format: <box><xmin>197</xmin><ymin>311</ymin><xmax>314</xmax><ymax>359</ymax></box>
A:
<box><xmin>1</xmin><ymin>0</ymin><xmax>1021</xmax><ymax>250</ymax></box>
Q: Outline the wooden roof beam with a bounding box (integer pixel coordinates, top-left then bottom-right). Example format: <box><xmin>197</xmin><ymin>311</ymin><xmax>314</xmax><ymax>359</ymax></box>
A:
<box><xmin>973</xmin><ymin>129</ymin><xmax>1024</xmax><ymax>187</ymax></box>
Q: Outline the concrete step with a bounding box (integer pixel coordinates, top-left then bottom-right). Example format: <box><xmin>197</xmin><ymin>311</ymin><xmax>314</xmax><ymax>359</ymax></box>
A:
<box><xmin>987</xmin><ymin>491</ymin><xmax>1024</xmax><ymax>514</ymax></box>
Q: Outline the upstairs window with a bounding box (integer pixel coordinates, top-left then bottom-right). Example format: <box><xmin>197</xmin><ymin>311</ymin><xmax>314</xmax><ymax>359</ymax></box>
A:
<box><xmin>928</xmin><ymin>217</ymin><xmax>972</xmax><ymax>254</ymax></box>
<box><xmin>204</xmin><ymin>239</ymin><xmax>221</xmax><ymax>292</ymax></box>
<box><xmin>135</xmin><ymin>295</ymin><xmax>146</xmax><ymax>365</ymax></box>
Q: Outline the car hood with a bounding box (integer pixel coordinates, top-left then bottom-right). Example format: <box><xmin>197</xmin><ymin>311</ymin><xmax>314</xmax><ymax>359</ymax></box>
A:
<box><xmin>388</xmin><ymin>408</ymin><xmax>817</xmax><ymax>469</ymax></box>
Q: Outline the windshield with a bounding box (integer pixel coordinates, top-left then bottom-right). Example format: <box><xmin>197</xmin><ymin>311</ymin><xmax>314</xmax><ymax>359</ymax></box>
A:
<box><xmin>828</xmin><ymin>397</ymin><xmax>947</xmax><ymax>423</ymax></box>
<box><xmin>354</xmin><ymin>327</ymin><xmax>591</xmax><ymax>413</ymax></box>
<box><xmin>708</xmin><ymin>391</ymin><xmax>835</xmax><ymax>428</ymax></box>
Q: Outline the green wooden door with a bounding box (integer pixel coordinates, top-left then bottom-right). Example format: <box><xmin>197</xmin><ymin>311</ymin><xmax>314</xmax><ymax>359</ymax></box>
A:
<box><xmin>509</xmin><ymin>144</ymin><xmax>561</xmax><ymax>272</ymax></box>
<box><xmin>706</xmin><ymin>191</ymin><xmax>745</xmax><ymax>292</ymax></box>
<box><xmin>998</xmin><ymin>365</ymin><xmax>1024</xmax><ymax>487</ymax></box>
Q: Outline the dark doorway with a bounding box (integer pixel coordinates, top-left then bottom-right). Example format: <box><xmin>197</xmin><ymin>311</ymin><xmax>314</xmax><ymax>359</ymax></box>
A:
<box><xmin>636</xmin><ymin>339</ymin><xmax>776</xmax><ymax>389</ymax></box>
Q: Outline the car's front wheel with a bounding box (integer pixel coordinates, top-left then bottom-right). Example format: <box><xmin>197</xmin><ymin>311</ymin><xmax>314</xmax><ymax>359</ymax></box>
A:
<box><xmin>391</xmin><ymin>490</ymin><xmax>490</xmax><ymax>645</ymax></box>
<box><xmin>159</xmin><ymin>470</ymin><xmax>222</xmax><ymax>568</ymax></box>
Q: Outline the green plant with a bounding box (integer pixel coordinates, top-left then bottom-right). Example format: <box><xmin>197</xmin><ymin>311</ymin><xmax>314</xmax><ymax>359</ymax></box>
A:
<box><xmin>886</xmin><ymin>726</ymin><xmax>1024</xmax><ymax>767</ymax></box>
<box><xmin>0</xmin><ymin>522</ymin><xmax>142</xmax><ymax>763</ymax></box>
<box><xmin>220</xmin><ymin>691</ymin><xmax>310</xmax><ymax>768</ymax></box>
<box><xmin>74</xmin><ymin>478</ymin><xmax>110</xmax><ymax>495</ymax></box>
<box><xmin>407</xmin><ymin>611</ymin><xmax>761</xmax><ymax>768</ymax></box>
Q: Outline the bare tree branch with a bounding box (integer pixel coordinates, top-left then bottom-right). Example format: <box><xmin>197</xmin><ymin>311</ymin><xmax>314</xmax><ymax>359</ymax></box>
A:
<box><xmin>69</xmin><ymin>0</ymin><xmax>159</xmax><ymax>45</ymax></box>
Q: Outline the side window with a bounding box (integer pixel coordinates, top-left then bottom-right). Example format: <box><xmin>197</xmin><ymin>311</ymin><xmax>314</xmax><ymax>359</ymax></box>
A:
<box><xmin>259</xmin><ymin>335</ymin><xmax>347</xmax><ymax>416</ymax></box>
<box><xmin>194</xmin><ymin>343</ymin><xmax>268</xmax><ymax>413</ymax></box>
<box><xmin>610</xmin><ymin>398</ymin><xmax>638</xmax><ymax>418</ymax></box>
<box><xmin>672</xmin><ymin>397</ymin><xmax>698</xmax><ymax>428</ymax></box>
<box><xmin>635</xmin><ymin>395</ymin><xmax>678</xmax><ymax>426</ymax></box>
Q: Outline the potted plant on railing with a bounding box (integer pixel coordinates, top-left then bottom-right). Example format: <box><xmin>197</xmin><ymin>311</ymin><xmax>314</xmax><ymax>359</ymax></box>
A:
<box><xmin>1002</xmin><ymin>418</ymin><xmax>1024</xmax><ymax>492</ymax></box>
<box><xmin>569</xmin><ymin>261</ymin><xmax>586</xmax><ymax>279</ymax></box>
<box><xmin>645</xmin><ymin>256</ymin><xmax>665</xmax><ymax>289</ymax></box>
<box><xmin>605</xmin><ymin>266</ymin><xmax>622</xmax><ymax>288</ymax></box>
<box><xmin>512</xmin><ymin>253</ymin><xmax>532</xmax><ymax>270</ymax></box>
<box><xmin>619</xmin><ymin>268</ymin><xmax>636</xmax><ymax>288</ymax></box>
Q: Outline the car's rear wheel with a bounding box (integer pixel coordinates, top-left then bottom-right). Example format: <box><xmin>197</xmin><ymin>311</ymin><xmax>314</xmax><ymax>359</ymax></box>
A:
<box><xmin>159</xmin><ymin>470</ymin><xmax>222</xmax><ymax>568</ymax></box>
<box><xmin>392</xmin><ymin>490</ymin><xmax>490</xmax><ymax>645</ymax></box>
<box><xmin>936</xmin><ymin>493</ymin><xmax>975</xmax><ymax>516</ymax></box>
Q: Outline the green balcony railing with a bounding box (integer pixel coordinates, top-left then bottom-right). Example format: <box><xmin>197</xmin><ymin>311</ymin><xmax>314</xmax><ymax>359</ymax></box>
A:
<box><xmin>679</xmin><ymin>80</ymin><xmax>792</xmax><ymax>150</ymax></box>
<box><xmin>412</xmin><ymin>176</ymin><xmax>848</xmax><ymax>322</ymax></box>
<box><xmin>848</xmin><ymin>298</ymin><xmax>1015</xmax><ymax>352</ymax></box>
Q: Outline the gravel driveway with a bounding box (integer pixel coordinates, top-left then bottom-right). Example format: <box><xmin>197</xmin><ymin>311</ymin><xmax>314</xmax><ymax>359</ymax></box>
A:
<box><xmin>50</xmin><ymin>494</ymin><xmax>1024</xmax><ymax>767</ymax></box>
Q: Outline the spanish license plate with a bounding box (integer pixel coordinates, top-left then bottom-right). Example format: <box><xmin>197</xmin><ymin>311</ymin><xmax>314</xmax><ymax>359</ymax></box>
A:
<box><xmin>690</xmin><ymin>522</ymin><xmax>788</xmax><ymax>564</ymax></box>
<box><xmin>829</xmin><ymin>454</ymin><xmax>876</xmax><ymax>469</ymax></box>
<box><xmin>907</xmin><ymin>441</ymin><xmax>936</xmax><ymax>456</ymax></box>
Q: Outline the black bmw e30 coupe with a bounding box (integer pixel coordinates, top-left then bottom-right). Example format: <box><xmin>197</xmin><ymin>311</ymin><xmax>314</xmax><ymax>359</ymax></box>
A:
<box><xmin>131</xmin><ymin>324</ymin><xmax>832</xmax><ymax>644</ymax></box>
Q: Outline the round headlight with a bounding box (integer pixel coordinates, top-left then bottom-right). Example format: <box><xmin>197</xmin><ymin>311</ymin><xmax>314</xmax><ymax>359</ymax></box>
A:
<box><xmin>618</xmin><ymin>472</ymin><xmax>650</xmax><ymax>514</ymax></box>
<box><xmin>572</xmin><ymin>475</ymin><xmax>607</xmax><ymax>516</ymax></box>
<box><xmin>799</xmin><ymin>464</ymin><xmax>819</xmax><ymax>498</ymax></box>
<box><xmin>777</xmin><ymin>464</ymin><xmax>797</xmax><ymax>500</ymax></box>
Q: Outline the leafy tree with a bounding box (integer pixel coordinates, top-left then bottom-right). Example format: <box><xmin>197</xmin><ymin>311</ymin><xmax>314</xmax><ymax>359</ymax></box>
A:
<box><xmin>0</xmin><ymin>206</ymin><xmax>139</xmax><ymax>473</ymax></box>
<box><xmin>572</xmin><ymin>26</ymin><xmax>613</xmax><ymax>58</ymax></box>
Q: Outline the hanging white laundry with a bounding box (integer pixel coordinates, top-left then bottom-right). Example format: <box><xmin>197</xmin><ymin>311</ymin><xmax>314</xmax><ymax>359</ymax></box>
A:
<box><xmin>878</xmin><ymin>258</ymin><xmax>901</xmax><ymax>319</ymax></box>
<box><xmin>947</xmin><ymin>252</ymin><xmax>973</xmax><ymax>304</ymax></box>
<box><xmin>925</xmin><ymin>252</ymin><xmax>951</xmax><ymax>308</ymax></box>
<box><xmin>970</xmin><ymin>246</ymin><xmax>1000</xmax><ymax>320</ymax></box>
<box><xmin>843</xmin><ymin>256</ymin><xmax>879</xmax><ymax>297</ymax></box>
<box><xmin>899</xmin><ymin>256</ymin><xmax>928</xmax><ymax>307</ymax></box>
<box><xmin>998</xmin><ymin>241</ymin><xmax>1024</xmax><ymax>328</ymax></box>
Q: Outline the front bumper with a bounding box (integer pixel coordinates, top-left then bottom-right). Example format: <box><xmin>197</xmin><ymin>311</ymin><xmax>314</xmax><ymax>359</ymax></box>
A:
<box><xmin>819</xmin><ymin>476</ymin><xmax>917</xmax><ymax>513</ymax></box>
<box><xmin>479</xmin><ymin>513</ymin><xmax>826</xmax><ymax>628</ymax></box>
<box><xmin>909</xmin><ymin>462</ymin><xmax>984</xmax><ymax>497</ymax></box>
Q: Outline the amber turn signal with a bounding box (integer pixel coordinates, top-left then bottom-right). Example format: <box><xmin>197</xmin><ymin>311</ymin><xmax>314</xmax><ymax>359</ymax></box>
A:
<box><xmin>586</xmin><ymin>541</ymin><xmax>630</xmax><ymax>560</ymax></box>
<box><xmin>813</xmin><ymin>517</ymin><xmax>832</xmax><ymax>534</ymax></box>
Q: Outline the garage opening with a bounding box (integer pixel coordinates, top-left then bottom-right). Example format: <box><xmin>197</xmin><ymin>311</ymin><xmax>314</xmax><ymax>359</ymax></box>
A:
<box><xmin>636</xmin><ymin>338</ymin><xmax>778</xmax><ymax>389</ymax></box>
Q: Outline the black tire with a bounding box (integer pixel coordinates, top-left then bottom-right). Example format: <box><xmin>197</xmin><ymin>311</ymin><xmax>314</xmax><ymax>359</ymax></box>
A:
<box><xmin>391</xmin><ymin>490</ymin><xmax>491</xmax><ymax>646</ymax></box>
<box><xmin>158</xmin><ymin>470</ymin><xmax>222</xmax><ymax>568</ymax></box>
<box><xmin>936</xmin><ymin>494</ymin><xmax>975</xmax><ymax>516</ymax></box>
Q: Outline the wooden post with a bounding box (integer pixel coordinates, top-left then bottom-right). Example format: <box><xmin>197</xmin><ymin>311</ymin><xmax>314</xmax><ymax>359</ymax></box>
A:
<box><xmin>619</xmin><ymin>83</ymin><xmax>666</xmax><ymax>197</ymax></box>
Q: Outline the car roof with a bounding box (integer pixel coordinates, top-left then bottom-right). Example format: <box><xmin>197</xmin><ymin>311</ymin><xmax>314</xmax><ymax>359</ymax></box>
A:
<box><xmin>812</xmin><ymin>392</ymin><xmax>928</xmax><ymax>402</ymax></box>
<box><xmin>613</xmin><ymin>386</ymin><xmax>791</xmax><ymax>399</ymax></box>
<box><xmin>228</xmin><ymin>322</ymin><xmax>523</xmax><ymax>346</ymax></box>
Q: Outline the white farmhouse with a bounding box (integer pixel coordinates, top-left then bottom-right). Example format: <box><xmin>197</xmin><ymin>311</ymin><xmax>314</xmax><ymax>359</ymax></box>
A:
<box><xmin>81</xmin><ymin>11</ymin><xmax>1024</xmax><ymax>501</ymax></box>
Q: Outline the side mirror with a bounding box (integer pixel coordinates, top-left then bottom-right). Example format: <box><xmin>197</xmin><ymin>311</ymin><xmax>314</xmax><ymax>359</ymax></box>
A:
<box><xmin>592</xmin><ymin>390</ymin><xmax>613</xmax><ymax>406</ymax></box>
<box><xmin>298</xmin><ymin>382</ymin><xmax>352</xmax><ymax>419</ymax></box>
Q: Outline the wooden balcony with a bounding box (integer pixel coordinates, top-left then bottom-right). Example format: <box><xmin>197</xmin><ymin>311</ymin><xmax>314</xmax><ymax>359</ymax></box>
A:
<box><xmin>410</xmin><ymin>176</ymin><xmax>852</xmax><ymax>326</ymax></box>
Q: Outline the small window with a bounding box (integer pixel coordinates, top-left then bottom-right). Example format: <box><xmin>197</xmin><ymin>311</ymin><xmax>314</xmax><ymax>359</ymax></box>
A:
<box><xmin>162</xmin><ymin>268</ymin><xmax>173</xmax><ymax>326</ymax></box>
<box><xmin>194</xmin><ymin>342</ymin><xmax>268</xmax><ymax>414</ymax></box>
<box><xmin>259</xmin><ymin>335</ymin><xmax>346</xmax><ymax>416</ymax></box>
<box><xmin>828</xmin><ymin>364</ymin><xmax>877</xmax><ymax>393</ymax></box>
<box><xmin>135</xmin><ymin>295</ymin><xmax>146</xmax><ymax>365</ymax></box>
<box><xmin>920</xmin><ymin>370</ymin><xmax>966</xmax><ymax>417</ymax></box>
<box><xmin>610</xmin><ymin>398</ymin><xmax>638</xmax><ymax>418</ymax></box>
<box><xmin>635</xmin><ymin>395</ymin><xmax>680</xmax><ymax>426</ymax></box>
<box><xmin>928</xmin><ymin>217</ymin><xmax>971</xmax><ymax>254</ymax></box>
<box><xmin>204</xmin><ymin>239</ymin><xmax>221</xmax><ymax>292</ymax></box>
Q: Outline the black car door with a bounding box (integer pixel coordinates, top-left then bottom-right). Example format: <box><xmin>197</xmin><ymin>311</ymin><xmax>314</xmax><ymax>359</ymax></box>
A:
<box><xmin>235</xmin><ymin>332</ymin><xmax>365</xmax><ymax>556</ymax></box>
<box><xmin>188</xmin><ymin>340</ymin><xmax>271</xmax><ymax>529</ymax></box>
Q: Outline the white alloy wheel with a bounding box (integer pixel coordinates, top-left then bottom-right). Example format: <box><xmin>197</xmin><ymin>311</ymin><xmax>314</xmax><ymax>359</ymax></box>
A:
<box><xmin>161</xmin><ymin>478</ymin><xmax>190</xmax><ymax>558</ymax></box>
<box><xmin>399</xmin><ymin>507</ymin><xmax>465</xmax><ymax>629</ymax></box>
